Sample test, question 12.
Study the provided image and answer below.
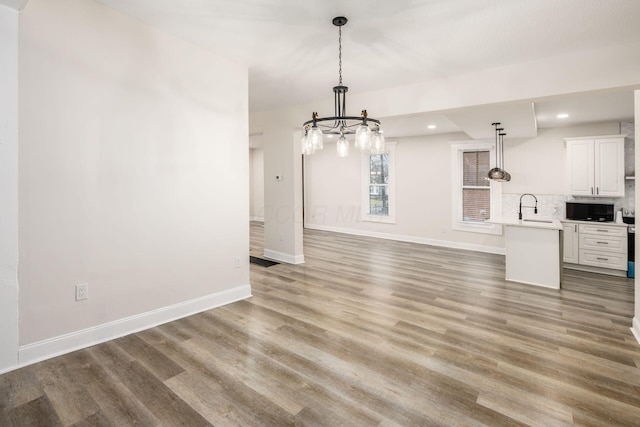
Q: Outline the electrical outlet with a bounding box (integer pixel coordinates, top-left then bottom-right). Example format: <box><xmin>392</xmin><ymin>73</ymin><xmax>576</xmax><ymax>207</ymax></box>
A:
<box><xmin>75</xmin><ymin>283</ymin><xmax>88</xmax><ymax>301</ymax></box>
<box><xmin>235</xmin><ymin>257</ymin><xmax>241</xmax><ymax>268</ymax></box>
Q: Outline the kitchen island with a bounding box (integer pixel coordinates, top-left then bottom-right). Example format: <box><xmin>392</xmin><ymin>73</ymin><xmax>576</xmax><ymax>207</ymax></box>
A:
<box><xmin>487</xmin><ymin>217</ymin><xmax>564</xmax><ymax>289</ymax></box>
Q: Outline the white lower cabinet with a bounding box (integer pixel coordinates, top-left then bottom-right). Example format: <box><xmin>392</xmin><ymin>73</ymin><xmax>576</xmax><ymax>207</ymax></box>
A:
<box><xmin>562</xmin><ymin>221</ymin><xmax>628</xmax><ymax>275</ymax></box>
<box><xmin>561</xmin><ymin>221</ymin><xmax>579</xmax><ymax>263</ymax></box>
<box><xmin>578</xmin><ymin>250</ymin><xmax>626</xmax><ymax>270</ymax></box>
<box><xmin>578</xmin><ymin>224</ymin><xmax>627</xmax><ymax>271</ymax></box>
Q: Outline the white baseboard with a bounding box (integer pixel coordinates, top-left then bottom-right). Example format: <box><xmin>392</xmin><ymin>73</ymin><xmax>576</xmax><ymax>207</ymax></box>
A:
<box><xmin>263</xmin><ymin>249</ymin><xmax>305</xmax><ymax>265</ymax></box>
<box><xmin>304</xmin><ymin>223</ymin><xmax>506</xmax><ymax>255</ymax></box>
<box><xmin>16</xmin><ymin>284</ymin><xmax>252</xmax><ymax>370</ymax></box>
<box><xmin>250</xmin><ymin>217</ymin><xmax>264</xmax><ymax>222</ymax></box>
<box><xmin>632</xmin><ymin>317</ymin><xmax>640</xmax><ymax>346</ymax></box>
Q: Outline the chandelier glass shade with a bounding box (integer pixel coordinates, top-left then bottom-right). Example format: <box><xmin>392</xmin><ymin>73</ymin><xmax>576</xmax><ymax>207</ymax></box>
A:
<box><xmin>301</xmin><ymin>17</ymin><xmax>384</xmax><ymax>157</ymax></box>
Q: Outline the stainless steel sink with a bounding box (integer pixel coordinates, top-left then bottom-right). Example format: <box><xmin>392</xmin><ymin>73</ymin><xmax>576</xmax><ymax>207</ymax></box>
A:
<box><xmin>522</xmin><ymin>218</ymin><xmax>553</xmax><ymax>223</ymax></box>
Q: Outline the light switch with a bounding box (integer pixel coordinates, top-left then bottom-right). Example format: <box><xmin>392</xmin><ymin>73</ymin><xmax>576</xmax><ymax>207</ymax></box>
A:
<box><xmin>276</xmin><ymin>175</ymin><xmax>283</xmax><ymax>181</ymax></box>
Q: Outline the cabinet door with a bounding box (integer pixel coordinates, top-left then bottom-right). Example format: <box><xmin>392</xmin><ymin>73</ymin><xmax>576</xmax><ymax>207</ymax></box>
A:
<box><xmin>562</xmin><ymin>222</ymin><xmax>579</xmax><ymax>263</ymax></box>
<box><xmin>566</xmin><ymin>140</ymin><xmax>595</xmax><ymax>196</ymax></box>
<box><xmin>595</xmin><ymin>138</ymin><xmax>625</xmax><ymax>197</ymax></box>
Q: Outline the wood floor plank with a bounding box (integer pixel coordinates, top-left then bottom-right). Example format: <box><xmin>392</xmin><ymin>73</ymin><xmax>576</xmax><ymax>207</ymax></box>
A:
<box><xmin>114</xmin><ymin>333</ymin><xmax>185</xmax><ymax>381</ymax></box>
<box><xmin>5</xmin><ymin>395</ymin><xmax>63</xmax><ymax>427</ymax></box>
<box><xmin>62</xmin><ymin>349</ymin><xmax>161</xmax><ymax>426</ymax></box>
<box><xmin>31</xmin><ymin>357</ymin><xmax>101</xmax><ymax>426</ymax></box>
<box><xmin>0</xmin><ymin>367</ymin><xmax>43</xmax><ymax>412</ymax></box>
<box><xmin>88</xmin><ymin>342</ymin><xmax>211</xmax><ymax>426</ymax></box>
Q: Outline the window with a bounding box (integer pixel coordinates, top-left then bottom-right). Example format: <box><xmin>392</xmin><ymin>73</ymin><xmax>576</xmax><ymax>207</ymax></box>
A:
<box><xmin>451</xmin><ymin>141</ymin><xmax>502</xmax><ymax>234</ymax></box>
<box><xmin>462</xmin><ymin>151</ymin><xmax>490</xmax><ymax>222</ymax></box>
<box><xmin>362</xmin><ymin>142</ymin><xmax>396</xmax><ymax>223</ymax></box>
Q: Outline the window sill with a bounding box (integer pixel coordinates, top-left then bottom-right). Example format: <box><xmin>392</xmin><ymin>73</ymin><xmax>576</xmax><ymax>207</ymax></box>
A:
<box><xmin>452</xmin><ymin>220</ymin><xmax>502</xmax><ymax>235</ymax></box>
<box><xmin>362</xmin><ymin>215</ymin><xmax>396</xmax><ymax>224</ymax></box>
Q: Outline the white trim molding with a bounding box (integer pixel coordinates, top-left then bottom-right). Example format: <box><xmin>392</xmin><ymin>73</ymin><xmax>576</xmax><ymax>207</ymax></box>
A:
<box><xmin>263</xmin><ymin>249</ymin><xmax>305</xmax><ymax>265</ymax></box>
<box><xmin>305</xmin><ymin>223</ymin><xmax>505</xmax><ymax>255</ymax></box>
<box><xmin>250</xmin><ymin>217</ymin><xmax>264</xmax><ymax>222</ymax></box>
<box><xmin>632</xmin><ymin>317</ymin><xmax>640</xmax><ymax>346</ymax></box>
<box><xmin>13</xmin><ymin>284</ymin><xmax>252</xmax><ymax>372</ymax></box>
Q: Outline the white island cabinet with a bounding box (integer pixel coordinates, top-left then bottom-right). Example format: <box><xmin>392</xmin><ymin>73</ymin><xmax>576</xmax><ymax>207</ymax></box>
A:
<box><xmin>487</xmin><ymin>217</ymin><xmax>563</xmax><ymax>289</ymax></box>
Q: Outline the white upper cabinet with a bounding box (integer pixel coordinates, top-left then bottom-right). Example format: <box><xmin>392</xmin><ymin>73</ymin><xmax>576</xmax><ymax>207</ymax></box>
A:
<box><xmin>565</xmin><ymin>135</ymin><xmax>626</xmax><ymax>197</ymax></box>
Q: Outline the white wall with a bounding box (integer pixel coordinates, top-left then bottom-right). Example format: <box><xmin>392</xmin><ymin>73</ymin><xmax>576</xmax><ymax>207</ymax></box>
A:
<box><xmin>504</xmin><ymin>122</ymin><xmax>622</xmax><ymax>195</ymax></box>
<box><xmin>304</xmin><ymin>123</ymin><xmax>628</xmax><ymax>253</ymax></box>
<box><xmin>17</xmin><ymin>0</ymin><xmax>250</xmax><ymax>363</ymax></box>
<box><xmin>0</xmin><ymin>3</ymin><xmax>19</xmax><ymax>372</ymax></box>
<box><xmin>250</xmin><ymin>148</ymin><xmax>264</xmax><ymax>221</ymax></box>
<box><xmin>304</xmin><ymin>133</ymin><xmax>504</xmax><ymax>252</ymax></box>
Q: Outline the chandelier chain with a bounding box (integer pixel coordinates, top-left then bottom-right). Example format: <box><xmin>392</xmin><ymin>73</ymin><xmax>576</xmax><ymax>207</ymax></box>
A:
<box><xmin>338</xmin><ymin>25</ymin><xmax>343</xmax><ymax>85</ymax></box>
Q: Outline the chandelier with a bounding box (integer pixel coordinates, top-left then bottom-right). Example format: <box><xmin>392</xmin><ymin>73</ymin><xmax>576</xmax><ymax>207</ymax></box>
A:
<box><xmin>487</xmin><ymin>122</ymin><xmax>511</xmax><ymax>181</ymax></box>
<box><xmin>301</xmin><ymin>17</ymin><xmax>384</xmax><ymax>158</ymax></box>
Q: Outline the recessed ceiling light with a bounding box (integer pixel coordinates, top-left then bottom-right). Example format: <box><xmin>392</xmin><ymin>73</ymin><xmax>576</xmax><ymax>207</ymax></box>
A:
<box><xmin>428</xmin><ymin>124</ymin><xmax>436</xmax><ymax>129</ymax></box>
<box><xmin>557</xmin><ymin>113</ymin><xmax>569</xmax><ymax>119</ymax></box>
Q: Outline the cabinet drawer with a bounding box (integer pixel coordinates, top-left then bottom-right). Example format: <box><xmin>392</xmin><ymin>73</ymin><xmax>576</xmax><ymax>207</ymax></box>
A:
<box><xmin>579</xmin><ymin>250</ymin><xmax>627</xmax><ymax>270</ymax></box>
<box><xmin>578</xmin><ymin>224</ymin><xmax>627</xmax><ymax>237</ymax></box>
<box><xmin>578</xmin><ymin>234</ymin><xmax>626</xmax><ymax>253</ymax></box>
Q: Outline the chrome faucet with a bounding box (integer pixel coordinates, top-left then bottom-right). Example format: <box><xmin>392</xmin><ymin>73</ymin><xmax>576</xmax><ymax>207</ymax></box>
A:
<box><xmin>519</xmin><ymin>193</ymin><xmax>538</xmax><ymax>220</ymax></box>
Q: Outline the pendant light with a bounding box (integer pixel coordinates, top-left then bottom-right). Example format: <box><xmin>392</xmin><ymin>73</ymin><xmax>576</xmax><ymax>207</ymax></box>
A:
<box><xmin>487</xmin><ymin>122</ymin><xmax>511</xmax><ymax>182</ymax></box>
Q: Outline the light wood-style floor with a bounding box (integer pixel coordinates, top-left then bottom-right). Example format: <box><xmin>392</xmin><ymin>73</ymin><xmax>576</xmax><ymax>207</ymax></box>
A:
<box><xmin>2</xmin><ymin>221</ymin><xmax>640</xmax><ymax>426</ymax></box>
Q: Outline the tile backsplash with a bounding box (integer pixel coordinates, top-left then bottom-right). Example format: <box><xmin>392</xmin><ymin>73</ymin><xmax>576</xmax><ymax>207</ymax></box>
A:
<box><xmin>502</xmin><ymin>194</ymin><xmax>568</xmax><ymax>219</ymax></box>
<box><xmin>502</xmin><ymin>121</ymin><xmax>635</xmax><ymax>219</ymax></box>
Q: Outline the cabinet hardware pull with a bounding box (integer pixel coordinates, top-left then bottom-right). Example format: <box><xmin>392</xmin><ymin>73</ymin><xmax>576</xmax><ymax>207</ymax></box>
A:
<box><xmin>574</xmin><ymin>225</ymin><xmax>577</xmax><ymax>232</ymax></box>
<box><xmin>591</xmin><ymin>187</ymin><xmax>594</xmax><ymax>194</ymax></box>
<box><xmin>596</xmin><ymin>229</ymin><xmax>609</xmax><ymax>232</ymax></box>
<box><xmin>597</xmin><ymin>257</ymin><xmax>609</xmax><ymax>261</ymax></box>
<box><xmin>596</xmin><ymin>241</ymin><xmax>608</xmax><ymax>244</ymax></box>
<box><xmin>596</xmin><ymin>187</ymin><xmax>599</xmax><ymax>195</ymax></box>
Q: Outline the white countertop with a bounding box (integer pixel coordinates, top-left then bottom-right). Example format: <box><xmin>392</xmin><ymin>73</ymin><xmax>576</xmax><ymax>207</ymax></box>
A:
<box><xmin>486</xmin><ymin>216</ymin><xmax>563</xmax><ymax>230</ymax></box>
<box><xmin>560</xmin><ymin>219</ymin><xmax>628</xmax><ymax>228</ymax></box>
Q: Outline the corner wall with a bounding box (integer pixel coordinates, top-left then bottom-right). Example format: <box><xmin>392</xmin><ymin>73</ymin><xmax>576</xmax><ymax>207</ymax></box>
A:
<box><xmin>17</xmin><ymin>0</ymin><xmax>250</xmax><ymax>365</ymax></box>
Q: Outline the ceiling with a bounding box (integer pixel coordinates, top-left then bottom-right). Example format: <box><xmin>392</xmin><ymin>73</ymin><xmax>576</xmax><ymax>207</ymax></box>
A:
<box><xmin>94</xmin><ymin>0</ymin><xmax>639</xmax><ymax>139</ymax></box>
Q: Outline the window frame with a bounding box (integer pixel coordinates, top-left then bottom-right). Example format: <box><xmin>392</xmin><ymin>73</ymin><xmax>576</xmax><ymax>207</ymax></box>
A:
<box><xmin>450</xmin><ymin>141</ymin><xmax>502</xmax><ymax>235</ymax></box>
<box><xmin>361</xmin><ymin>141</ymin><xmax>397</xmax><ymax>224</ymax></box>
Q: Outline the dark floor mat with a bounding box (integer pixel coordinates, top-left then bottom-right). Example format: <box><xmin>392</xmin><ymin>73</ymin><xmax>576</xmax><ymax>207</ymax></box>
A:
<box><xmin>250</xmin><ymin>256</ymin><xmax>280</xmax><ymax>267</ymax></box>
